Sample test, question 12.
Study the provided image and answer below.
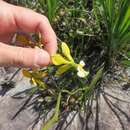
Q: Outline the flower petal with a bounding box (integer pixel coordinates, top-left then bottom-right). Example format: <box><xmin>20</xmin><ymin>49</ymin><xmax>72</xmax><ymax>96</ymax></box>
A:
<box><xmin>22</xmin><ymin>69</ymin><xmax>32</xmax><ymax>78</ymax></box>
<box><xmin>16</xmin><ymin>34</ymin><xmax>34</xmax><ymax>47</ymax></box>
<box><xmin>79</xmin><ymin>60</ymin><xmax>85</xmax><ymax>67</ymax></box>
<box><xmin>55</xmin><ymin>64</ymin><xmax>71</xmax><ymax>76</ymax></box>
<box><xmin>51</xmin><ymin>54</ymin><xmax>69</xmax><ymax>65</ymax></box>
<box><xmin>61</xmin><ymin>42</ymin><xmax>74</xmax><ymax>62</ymax></box>
<box><xmin>77</xmin><ymin>67</ymin><xmax>89</xmax><ymax>78</ymax></box>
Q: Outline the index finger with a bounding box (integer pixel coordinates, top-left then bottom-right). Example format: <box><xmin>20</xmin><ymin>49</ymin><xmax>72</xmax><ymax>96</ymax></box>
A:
<box><xmin>12</xmin><ymin>4</ymin><xmax>57</xmax><ymax>55</ymax></box>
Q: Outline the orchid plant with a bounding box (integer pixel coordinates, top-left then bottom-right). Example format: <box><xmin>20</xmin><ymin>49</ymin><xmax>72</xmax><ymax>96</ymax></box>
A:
<box><xmin>52</xmin><ymin>42</ymin><xmax>89</xmax><ymax>78</ymax></box>
<box><xmin>17</xmin><ymin>33</ymin><xmax>89</xmax><ymax>87</ymax></box>
<box><xmin>15</xmin><ymin>33</ymin><xmax>103</xmax><ymax>130</ymax></box>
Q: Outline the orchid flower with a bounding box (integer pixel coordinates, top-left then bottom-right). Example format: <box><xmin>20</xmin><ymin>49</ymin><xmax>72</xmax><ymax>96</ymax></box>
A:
<box><xmin>51</xmin><ymin>42</ymin><xmax>89</xmax><ymax>78</ymax></box>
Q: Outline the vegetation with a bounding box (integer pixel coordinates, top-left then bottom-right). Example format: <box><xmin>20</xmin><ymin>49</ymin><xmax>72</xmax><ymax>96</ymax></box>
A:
<box><xmin>94</xmin><ymin>0</ymin><xmax>130</xmax><ymax>66</ymax></box>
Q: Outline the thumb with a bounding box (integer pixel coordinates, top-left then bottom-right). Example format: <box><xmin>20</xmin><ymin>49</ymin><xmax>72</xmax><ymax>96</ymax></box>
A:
<box><xmin>0</xmin><ymin>42</ymin><xmax>50</xmax><ymax>67</ymax></box>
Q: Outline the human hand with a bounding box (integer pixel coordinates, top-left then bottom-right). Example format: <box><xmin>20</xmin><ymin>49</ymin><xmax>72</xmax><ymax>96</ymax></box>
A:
<box><xmin>0</xmin><ymin>0</ymin><xmax>57</xmax><ymax>67</ymax></box>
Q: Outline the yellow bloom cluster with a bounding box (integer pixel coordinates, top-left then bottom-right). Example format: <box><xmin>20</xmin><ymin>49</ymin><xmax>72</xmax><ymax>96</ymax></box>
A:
<box><xmin>52</xmin><ymin>42</ymin><xmax>89</xmax><ymax>78</ymax></box>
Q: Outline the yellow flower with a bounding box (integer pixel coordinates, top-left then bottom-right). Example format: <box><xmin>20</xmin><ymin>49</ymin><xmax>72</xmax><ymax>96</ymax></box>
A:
<box><xmin>22</xmin><ymin>69</ymin><xmax>47</xmax><ymax>88</ymax></box>
<box><xmin>52</xmin><ymin>42</ymin><xmax>89</xmax><ymax>78</ymax></box>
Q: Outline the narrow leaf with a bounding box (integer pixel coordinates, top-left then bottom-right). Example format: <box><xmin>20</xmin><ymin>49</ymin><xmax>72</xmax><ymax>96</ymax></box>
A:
<box><xmin>42</xmin><ymin>92</ymin><xmax>61</xmax><ymax>130</ymax></box>
<box><xmin>127</xmin><ymin>51</ymin><xmax>130</xmax><ymax>57</ymax></box>
<box><xmin>47</xmin><ymin>0</ymin><xmax>57</xmax><ymax>22</ymax></box>
<box><xmin>89</xmin><ymin>67</ymin><xmax>103</xmax><ymax>88</ymax></box>
<box><xmin>122</xmin><ymin>59</ymin><xmax>130</xmax><ymax>66</ymax></box>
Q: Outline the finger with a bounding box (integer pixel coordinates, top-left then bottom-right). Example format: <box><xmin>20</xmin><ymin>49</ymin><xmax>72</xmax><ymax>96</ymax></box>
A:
<box><xmin>0</xmin><ymin>33</ymin><xmax>14</xmax><ymax>44</ymax></box>
<box><xmin>0</xmin><ymin>42</ymin><xmax>50</xmax><ymax>67</ymax></box>
<box><xmin>12</xmin><ymin>4</ymin><xmax>57</xmax><ymax>55</ymax></box>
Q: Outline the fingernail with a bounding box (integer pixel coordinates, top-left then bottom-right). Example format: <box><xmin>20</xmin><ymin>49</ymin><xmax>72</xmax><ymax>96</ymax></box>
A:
<box><xmin>34</xmin><ymin>48</ymin><xmax>50</xmax><ymax>67</ymax></box>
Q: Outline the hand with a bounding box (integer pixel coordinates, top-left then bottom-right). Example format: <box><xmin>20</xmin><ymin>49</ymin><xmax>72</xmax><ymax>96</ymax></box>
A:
<box><xmin>0</xmin><ymin>0</ymin><xmax>57</xmax><ymax>67</ymax></box>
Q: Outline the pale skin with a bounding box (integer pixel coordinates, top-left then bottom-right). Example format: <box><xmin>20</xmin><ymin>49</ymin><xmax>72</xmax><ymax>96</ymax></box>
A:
<box><xmin>0</xmin><ymin>0</ymin><xmax>57</xmax><ymax>67</ymax></box>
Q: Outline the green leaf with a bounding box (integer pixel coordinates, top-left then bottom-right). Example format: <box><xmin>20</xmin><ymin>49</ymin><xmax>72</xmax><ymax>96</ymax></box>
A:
<box><xmin>55</xmin><ymin>64</ymin><xmax>72</xmax><ymax>76</ymax></box>
<box><xmin>97</xmin><ymin>0</ymin><xmax>130</xmax><ymax>57</ymax></box>
<box><xmin>122</xmin><ymin>59</ymin><xmax>130</xmax><ymax>66</ymax></box>
<box><xmin>47</xmin><ymin>0</ymin><xmax>57</xmax><ymax>22</ymax></box>
<box><xmin>61</xmin><ymin>42</ymin><xmax>74</xmax><ymax>62</ymax></box>
<box><xmin>127</xmin><ymin>51</ymin><xmax>130</xmax><ymax>57</ymax></box>
<box><xmin>89</xmin><ymin>67</ymin><xmax>103</xmax><ymax>88</ymax></box>
<box><xmin>51</xmin><ymin>54</ymin><xmax>70</xmax><ymax>65</ymax></box>
<box><xmin>42</xmin><ymin>92</ymin><xmax>61</xmax><ymax>130</ymax></box>
<box><xmin>83</xmin><ymin>67</ymin><xmax>103</xmax><ymax>100</ymax></box>
<box><xmin>38</xmin><ymin>0</ymin><xmax>45</xmax><ymax>7</ymax></box>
